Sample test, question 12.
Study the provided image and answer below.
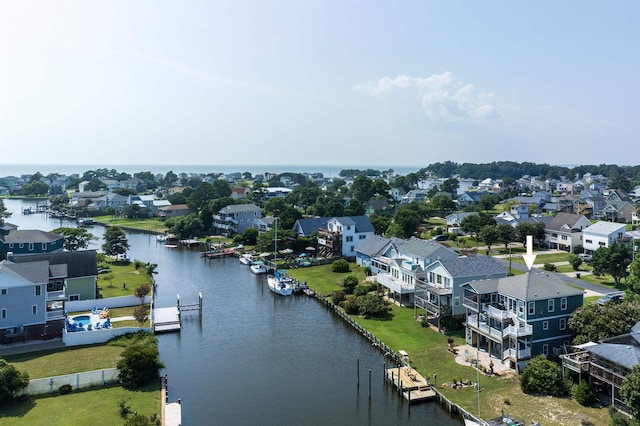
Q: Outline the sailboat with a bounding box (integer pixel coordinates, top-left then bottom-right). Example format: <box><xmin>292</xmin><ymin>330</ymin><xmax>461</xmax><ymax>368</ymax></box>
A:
<box><xmin>266</xmin><ymin>218</ymin><xmax>292</xmax><ymax>296</ymax></box>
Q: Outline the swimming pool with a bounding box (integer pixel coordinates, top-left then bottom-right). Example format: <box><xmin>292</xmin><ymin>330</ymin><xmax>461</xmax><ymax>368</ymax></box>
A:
<box><xmin>72</xmin><ymin>315</ymin><xmax>92</xmax><ymax>327</ymax></box>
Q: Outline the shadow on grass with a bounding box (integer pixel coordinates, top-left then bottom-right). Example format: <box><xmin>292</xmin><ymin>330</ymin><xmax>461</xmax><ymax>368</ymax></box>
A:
<box><xmin>0</xmin><ymin>396</ymin><xmax>36</xmax><ymax>419</ymax></box>
<box><xmin>363</xmin><ymin>311</ymin><xmax>395</xmax><ymax>322</ymax></box>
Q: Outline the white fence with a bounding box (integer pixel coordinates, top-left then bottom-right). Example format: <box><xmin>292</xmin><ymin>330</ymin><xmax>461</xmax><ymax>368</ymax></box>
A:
<box><xmin>63</xmin><ymin>326</ymin><xmax>153</xmax><ymax>346</ymax></box>
<box><xmin>25</xmin><ymin>368</ymin><xmax>119</xmax><ymax>395</ymax></box>
<box><xmin>66</xmin><ymin>295</ymin><xmax>152</xmax><ymax>312</ymax></box>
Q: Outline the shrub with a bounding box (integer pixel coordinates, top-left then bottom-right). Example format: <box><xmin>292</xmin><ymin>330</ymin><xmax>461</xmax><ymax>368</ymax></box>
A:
<box><xmin>133</xmin><ymin>259</ymin><xmax>144</xmax><ymax>270</ymax></box>
<box><xmin>340</xmin><ymin>295</ymin><xmax>359</xmax><ymax>314</ymax></box>
<box><xmin>58</xmin><ymin>384</ymin><xmax>73</xmax><ymax>395</ymax></box>
<box><xmin>342</xmin><ymin>275</ymin><xmax>359</xmax><ymax>293</ymax></box>
<box><xmin>363</xmin><ymin>266</ymin><xmax>371</xmax><ymax>276</ymax></box>
<box><xmin>116</xmin><ymin>341</ymin><xmax>164</xmax><ymax>389</ymax></box>
<box><xmin>331</xmin><ymin>290</ymin><xmax>346</xmax><ymax>304</ymax></box>
<box><xmin>0</xmin><ymin>358</ymin><xmax>29</xmax><ymax>401</ymax></box>
<box><xmin>331</xmin><ymin>259</ymin><xmax>350</xmax><ymax>273</ymax></box>
<box><xmin>571</xmin><ymin>382</ymin><xmax>598</xmax><ymax>406</ymax></box>
<box><xmin>519</xmin><ymin>356</ymin><xmax>567</xmax><ymax>396</ymax></box>
<box><xmin>543</xmin><ymin>263</ymin><xmax>556</xmax><ymax>272</ymax></box>
<box><xmin>119</xmin><ymin>398</ymin><xmax>132</xmax><ymax>417</ymax></box>
<box><xmin>568</xmin><ymin>254</ymin><xmax>583</xmax><ymax>271</ymax></box>
<box><xmin>353</xmin><ymin>284</ymin><xmax>369</xmax><ymax>297</ymax></box>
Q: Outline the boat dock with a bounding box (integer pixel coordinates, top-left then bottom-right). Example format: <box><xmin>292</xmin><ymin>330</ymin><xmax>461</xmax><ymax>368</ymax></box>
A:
<box><xmin>153</xmin><ymin>307</ymin><xmax>181</xmax><ymax>333</ymax></box>
<box><xmin>386</xmin><ymin>365</ymin><xmax>437</xmax><ymax>403</ymax></box>
<box><xmin>161</xmin><ymin>375</ymin><xmax>182</xmax><ymax>426</ymax></box>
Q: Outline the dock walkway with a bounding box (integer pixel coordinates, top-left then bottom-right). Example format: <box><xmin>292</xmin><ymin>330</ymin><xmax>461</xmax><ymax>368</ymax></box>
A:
<box><xmin>386</xmin><ymin>366</ymin><xmax>436</xmax><ymax>403</ymax></box>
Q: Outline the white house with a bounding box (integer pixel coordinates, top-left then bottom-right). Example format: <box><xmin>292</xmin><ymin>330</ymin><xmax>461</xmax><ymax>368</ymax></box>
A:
<box><xmin>544</xmin><ymin>213</ymin><xmax>592</xmax><ymax>252</ymax></box>
<box><xmin>581</xmin><ymin>221</ymin><xmax>627</xmax><ymax>254</ymax></box>
<box><xmin>317</xmin><ymin>216</ymin><xmax>374</xmax><ymax>257</ymax></box>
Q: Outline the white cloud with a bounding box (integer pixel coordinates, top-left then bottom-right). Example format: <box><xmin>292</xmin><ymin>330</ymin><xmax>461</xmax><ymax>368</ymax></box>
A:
<box><xmin>353</xmin><ymin>72</ymin><xmax>498</xmax><ymax>121</ymax></box>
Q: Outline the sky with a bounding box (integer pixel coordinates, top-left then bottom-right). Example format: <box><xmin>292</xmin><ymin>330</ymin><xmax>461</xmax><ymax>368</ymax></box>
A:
<box><xmin>1</xmin><ymin>0</ymin><xmax>638</xmax><ymax>169</ymax></box>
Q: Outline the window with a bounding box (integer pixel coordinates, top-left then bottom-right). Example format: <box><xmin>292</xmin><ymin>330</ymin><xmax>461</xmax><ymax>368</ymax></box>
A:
<box><xmin>8</xmin><ymin>243</ymin><xmax>13</xmax><ymax>248</ymax></box>
<box><xmin>350</xmin><ymin>246</ymin><xmax>355</xmax><ymax>252</ymax></box>
<box><xmin>359</xmin><ymin>234</ymin><xmax>366</xmax><ymax>239</ymax></box>
<box><xmin>561</xmin><ymin>235</ymin><xmax>568</xmax><ymax>240</ymax></box>
<box><xmin>42</xmin><ymin>242</ymin><xmax>47</xmax><ymax>250</ymax></box>
<box><xmin>346</xmin><ymin>236</ymin><xmax>353</xmax><ymax>242</ymax></box>
<box><xmin>69</xmin><ymin>294</ymin><xmax>79</xmax><ymax>301</ymax></box>
<box><xmin>454</xmin><ymin>296</ymin><xmax>460</xmax><ymax>306</ymax></box>
<box><xmin>528</xmin><ymin>301</ymin><xmax>535</xmax><ymax>315</ymax></box>
<box><xmin>35</xmin><ymin>286</ymin><xmax>41</xmax><ymax>296</ymax></box>
<box><xmin>598</xmin><ymin>242</ymin><xmax>605</xmax><ymax>247</ymax></box>
<box><xmin>542</xmin><ymin>321</ymin><xmax>549</xmax><ymax>330</ymax></box>
<box><xmin>1</xmin><ymin>288</ymin><xmax>7</xmax><ymax>295</ymax></box>
<box><xmin>585</xmin><ymin>239</ymin><xmax>593</xmax><ymax>244</ymax></box>
<box><xmin>32</xmin><ymin>305</ymin><xmax>37</xmax><ymax>315</ymax></box>
<box><xmin>29</xmin><ymin>243</ymin><xmax>34</xmax><ymax>251</ymax></box>
<box><xmin>548</xmin><ymin>299</ymin><xmax>555</xmax><ymax>312</ymax></box>
<box><xmin>561</xmin><ymin>297</ymin><xmax>567</xmax><ymax>310</ymax></box>
<box><xmin>19</xmin><ymin>243</ymin><xmax>24</xmax><ymax>248</ymax></box>
<box><xmin>542</xmin><ymin>344</ymin><xmax>549</xmax><ymax>355</ymax></box>
<box><xmin>1</xmin><ymin>308</ymin><xmax>6</xmax><ymax>319</ymax></box>
<box><xmin>560</xmin><ymin>318</ymin><xmax>567</xmax><ymax>330</ymax></box>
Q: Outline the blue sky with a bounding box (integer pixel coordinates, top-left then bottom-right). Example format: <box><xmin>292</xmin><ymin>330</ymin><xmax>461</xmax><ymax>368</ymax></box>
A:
<box><xmin>1</xmin><ymin>1</ymin><xmax>638</xmax><ymax>168</ymax></box>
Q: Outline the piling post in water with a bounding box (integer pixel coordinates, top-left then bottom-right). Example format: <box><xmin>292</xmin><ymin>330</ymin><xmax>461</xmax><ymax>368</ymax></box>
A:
<box><xmin>383</xmin><ymin>362</ymin><xmax>386</xmax><ymax>382</ymax></box>
<box><xmin>368</xmin><ymin>369</ymin><xmax>371</xmax><ymax>399</ymax></box>
<box><xmin>357</xmin><ymin>358</ymin><xmax>360</xmax><ymax>387</ymax></box>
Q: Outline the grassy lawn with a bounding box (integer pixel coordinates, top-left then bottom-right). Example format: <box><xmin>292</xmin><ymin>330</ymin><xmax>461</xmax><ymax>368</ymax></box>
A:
<box><xmin>4</xmin><ymin>345</ymin><xmax>124</xmax><ymax>379</ymax></box>
<box><xmin>92</xmin><ymin>215</ymin><xmax>168</xmax><ymax>233</ymax></box>
<box><xmin>511</xmin><ymin>252</ymin><xmax>573</xmax><ymax>265</ymax></box>
<box><xmin>97</xmin><ymin>259</ymin><xmax>154</xmax><ymax>299</ymax></box>
<box><xmin>0</xmin><ymin>381</ymin><xmax>161</xmax><ymax>426</ymax></box>
<box><xmin>288</xmin><ymin>262</ymin><xmax>610</xmax><ymax>426</ymax></box>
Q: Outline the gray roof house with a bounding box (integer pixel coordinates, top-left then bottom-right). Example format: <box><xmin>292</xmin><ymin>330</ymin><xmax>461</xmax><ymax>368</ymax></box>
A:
<box><xmin>544</xmin><ymin>212</ymin><xmax>592</xmax><ymax>252</ymax></box>
<box><xmin>212</xmin><ymin>204</ymin><xmax>262</xmax><ymax>237</ymax></box>
<box><xmin>415</xmin><ymin>255</ymin><xmax>508</xmax><ymax>320</ymax></box>
<box><xmin>354</xmin><ymin>235</ymin><xmax>403</xmax><ymax>272</ymax></box>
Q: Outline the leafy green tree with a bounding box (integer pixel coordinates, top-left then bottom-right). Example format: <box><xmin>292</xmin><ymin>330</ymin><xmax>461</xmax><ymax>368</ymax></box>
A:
<box><xmin>52</xmin><ymin>227</ymin><xmax>97</xmax><ymax>251</ymax></box>
<box><xmin>480</xmin><ymin>225</ymin><xmax>499</xmax><ymax>252</ymax></box>
<box><xmin>519</xmin><ymin>355</ymin><xmax>567</xmax><ymax>396</ymax></box>
<box><xmin>352</xmin><ymin>175</ymin><xmax>374</xmax><ymax>203</ymax></box>
<box><xmin>478</xmin><ymin>194</ymin><xmax>500</xmax><ymax>211</ymax></box>
<box><xmin>123</xmin><ymin>204</ymin><xmax>150</xmax><ymax>219</ymax></box>
<box><xmin>0</xmin><ymin>358</ymin><xmax>29</xmax><ymax>400</ymax></box>
<box><xmin>496</xmin><ymin>223</ymin><xmax>516</xmax><ymax>252</ymax></box>
<box><xmin>621</xmin><ymin>365</ymin><xmax>640</xmax><ymax>420</ymax></box>
<box><xmin>167</xmin><ymin>192</ymin><xmax>187</xmax><ymax>205</ymax></box>
<box><xmin>568</xmin><ymin>302</ymin><xmax>640</xmax><ymax>344</ymax></box>
<box><xmin>286</xmin><ymin>185</ymin><xmax>322</xmax><ymax>210</ymax></box>
<box><xmin>371</xmin><ymin>179</ymin><xmax>390</xmax><ymax>198</ymax></box>
<box><xmin>345</xmin><ymin>199</ymin><xmax>365</xmax><ymax>216</ymax></box>
<box><xmin>85</xmin><ymin>177</ymin><xmax>107</xmax><ymax>192</ymax></box>
<box><xmin>123</xmin><ymin>413</ymin><xmax>155</xmax><ymax>426</ymax></box>
<box><xmin>134</xmin><ymin>284</ymin><xmax>151</xmax><ymax>304</ymax></box>
<box><xmin>591</xmin><ymin>242</ymin><xmax>632</xmax><ymax>287</ymax></box>
<box><xmin>440</xmin><ymin>177</ymin><xmax>459</xmax><ymax>195</ymax></box>
<box><xmin>117</xmin><ymin>341</ymin><xmax>164</xmax><ymax>389</ymax></box>
<box><xmin>0</xmin><ymin>199</ymin><xmax>7</xmax><ymax>218</ymax></box>
<box><xmin>133</xmin><ymin>171</ymin><xmax>158</xmax><ymax>190</ymax></box>
<box><xmin>571</xmin><ymin>382</ymin><xmax>598</xmax><ymax>406</ymax></box>
<box><xmin>357</xmin><ymin>293</ymin><xmax>390</xmax><ymax>317</ymax></box>
<box><xmin>133</xmin><ymin>306</ymin><xmax>149</xmax><ymax>328</ymax></box>
<box><xmin>187</xmin><ymin>182</ymin><xmax>216</xmax><ymax>212</ymax></box>
<box><xmin>568</xmin><ymin>254</ymin><xmax>583</xmax><ymax>271</ymax></box>
<box><xmin>21</xmin><ymin>180</ymin><xmax>49</xmax><ymax>196</ymax></box>
<box><xmin>369</xmin><ymin>214</ymin><xmax>391</xmax><ymax>236</ymax></box>
<box><xmin>166</xmin><ymin>213</ymin><xmax>204</xmax><ymax>238</ymax></box>
<box><xmin>628</xmin><ymin>254</ymin><xmax>640</xmax><ymax>295</ymax></box>
<box><xmin>331</xmin><ymin>259</ymin><xmax>350</xmax><ymax>273</ymax></box>
<box><xmin>391</xmin><ymin>205</ymin><xmax>421</xmax><ymax>238</ymax></box>
<box><xmin>102</xmin><ymin>226</ymin><xmax>130</xmax><ymax>257</ymax></box>
<box><xmin>264</xmin><ymin>198</ymin><xmax>287</xmax><ymax>217</ymax></box>
<box><xmin>342</xmin><ymin>275</ymin><xmax>359</xmax><ymax>293</ymax></box>
<box><xmin>460</xmin><ymin>213</ymin><xmax>494</xmax><ymax>240</ymax></box>
<box><xmin>163</xmin><ymin>170</ymin><xmax>178</xmax><ymax>187</ymax></box>
<box><xmin>430</xmin><ymin>194</ymin><xmax>455</xmax><ymax>214</ymax></box>
<box><xmin>238</xmin><ymin>228</ymin><xmax>259</xmax><ymax>245</ymax></box>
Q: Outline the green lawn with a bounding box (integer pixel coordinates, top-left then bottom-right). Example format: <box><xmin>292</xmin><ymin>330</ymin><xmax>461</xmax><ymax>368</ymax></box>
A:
<box><xmin>92</xmin><ymin>215</ymin><xmax>168</xmax><ymax>233</ymax></box>
<box><xmin>0</xmin><ymin>381</ymin><xmax>161</xmax><ymax>426</ymax></box>
<box><xmin>4</xmin><ymin>345</ymin><xmax>124</xmax><ymax>379</ymax></box>
<box><xmin>97</xmin><ymin>260</ymin><xmax>154</xmax><ymax>299</ymax></box>
<box><xmin>288</xmin><ymin>262</ymin><xmax>610</xmax><ymax>426</ymax></box>
<box><xmin>510</xmin><ymin>252</ymin><xmax>573</xmax><ymax>265</ymax></box>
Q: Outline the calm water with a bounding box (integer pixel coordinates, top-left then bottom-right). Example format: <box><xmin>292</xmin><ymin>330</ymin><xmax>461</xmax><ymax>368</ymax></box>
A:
<box><xmin>4</xmin><ymin>199</ymin><xmax>461</xmax><ymax>426</ymax></box>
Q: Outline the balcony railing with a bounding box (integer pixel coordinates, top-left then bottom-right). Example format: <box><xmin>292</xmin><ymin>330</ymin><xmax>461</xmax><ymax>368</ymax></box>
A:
<box><xmin>484</xmin><ymin>304</ymin><xmax>511</xmax><ymax>320</ymax></box>
<box><xmin>376</xmin><ymin>274</ymin><xmax>415</xmax><ymax>293</ymax></box>
<box><xmin>561</xmin><ymin>352</ymin><xmax>590</xmax><ymax>373</ymax></box>
<box><xmin>503</xmin><ymin>347</ymin><xmax>531</xmax><ymax>361</ymax></box>
<box><xmin>503</xmin><ymin>323</ymin><xmax>533</xmax><ymax>337</ymax></box>
<box><xmin>46</xmin><ymin>310</ymin><xmax>65</xmax><ymax>320</ymax></box>
<box><xmin>47</xmin><ymin>290</ymin><xmax>65</xmax><ymax>301</ymax></box>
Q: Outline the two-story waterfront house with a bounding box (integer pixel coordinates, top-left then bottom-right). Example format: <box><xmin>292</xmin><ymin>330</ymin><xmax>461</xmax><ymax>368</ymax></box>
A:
<box><xmin>354</xmin><ymin>235</ymin><xmax>402</xmax><ymax>272</ymax></box>
<box><xmin>414</xmin><ymin>255</ymin><xmax>507</xmax><ymax>321</ymax></box>
<box><xmin>462</xmin><ymin>272</ymin><xmax>583</xmax><ymax>371</ymax></box>
<box><xmin>544</xmin><ymin>212</ymin><xmax>591</xmax><ymax>252</ymax></box>
<box><xmin>213</xmin><ymin>204</ymin><xmax>262</xmax><ymax>237</ymax></box>
<box><xmin>317</xmin><ymin>216</ymin><xmax>374</xmax><ymax>257</ymax></box>
<box><xmin>374</xmin><ymin>238</ymin><xmax>458</xmax><ymax>306</ymax></box>
<box><xmin>581</xmin><ymin>221</ymin><xmax>627</xmax><ymax>254</ymax></box>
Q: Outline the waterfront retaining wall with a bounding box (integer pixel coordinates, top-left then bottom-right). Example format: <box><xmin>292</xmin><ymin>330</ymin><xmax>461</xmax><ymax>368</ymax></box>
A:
<box><xmin>67</xmin><ymin>295</ymin><xmax>152</xmax><ymax>312</ymax></box>
<box><xmin>63</xmin><ymin>326</ymin><xmax>152</xmax><ymax>346</ymax></box>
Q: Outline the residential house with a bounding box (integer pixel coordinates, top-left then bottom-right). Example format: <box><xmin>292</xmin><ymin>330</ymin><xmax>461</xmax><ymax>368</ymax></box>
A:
<box><xmin>264</xmin><ymin>187</ymin><xmax>293</xmax><ymax>200</ymax></box>
<box><xmin>212</xmin><ymin>204</ymin><xmax>262</xmax><ymax>237</ymax></box>
<box><xmin>292</xmin><ymin>217</ymin><xmax>330</xmax><ymax>237</ymax></box>
<box><xmin>354</xmin><ymin>235</ymin><xmax>402</xmax><ymax>271</ymax></box>
<box><xmin>231</xmin><ymin>187</ymin><xmax>251</xmax><ymax>200</ymax></box>
<box><xmin>561</xmin><ymin>323</ymin><xmax>640</xmax><ymax>411</ymax></box>
<box><xmin>402</xmin><ymin>189</ymin><xmax>426</xmax><ymax>203</ymax></box>
<box><xmin>462</xmin><ymin>272</ymin><xmax>583</xmax><ymax>371</ymax></box>
<box><xmin>365</xmin><ymin>199</ymin><xmax>391</xmax><ymax>216</ymax></box>
<box><xmin>0</xmin><ymin>250</ymin><xmax>97</xmax><ymax>344</ymax></box>
<box><xmin>456</xmin><ymin>191</ymin><xmax>488</xmax><ymax>208</ymax></box>
<box><xmin>581</xmin><ymin>221</ymin><xmax>627</xmax><ymax>254</ymax></box>
<box><xmin>317</xmin><ymin>216</ymin><xmax>374</xmax><ymax>257</ymax></box>
<box><xmin>445</xmin><ymin>212</ymin><xmax>478</xmax><ymax>234</ymax></box>
<box><xmin>373</xmin><ymin>237</ymin><xmax>458</xmax><ymax>305</ymax></box>
<box><xmin>544</xmin><ymin>213</ymin><xmax>592</xmax><ymax>252</ymax></box>
<box><xmin>415</xmin><ymin>255</ymin><xmax>507</xmax><ymax>320</ymax></box>
<box><xmin>389</xmin><ymin>187</ymin><xmax>407</xmax><ymax>203</ymax></box>
<box><xmin>253</xmin><ymin>216</ymin><xmax>276</xmax><ymax>233</ymax></box>
<box><xmin>159</xmin><ymin>204</ymin><xmax>191</xmax><ymax>219</ymax></box>
<box><xmin>599</xmin><ymin>200</ymin><xmax>636</xmax><ymax>223</ymax></box>
<box><xmin>0</xmin><ymin>222</ymin><xmax>64</xmax><ymax>258</ymax></box>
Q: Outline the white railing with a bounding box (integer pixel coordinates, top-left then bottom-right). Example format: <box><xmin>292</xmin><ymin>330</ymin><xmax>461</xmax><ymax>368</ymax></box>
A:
<box><xmin>46</xmin><ymin>310</ymin><xmax>65</xmax><ymax>320</ymax></box>
<box><xmin>47</xmin><ymin>290</ymin><xmax>65</xmax><ymax>300</ymax></box>
<box><xmin>503</xmin><ymin>323</ymin><xmax>533</xmax><ymax>337</ymax></box>
<box><xmin>484</xmin><ymin>304</ymin><xmax>510</xmax><ymax>320</ymax></box>
<box><xmin>375</xmin><ymin>274</ymin><xmax>415</xmax><ymax>293</ymax></box>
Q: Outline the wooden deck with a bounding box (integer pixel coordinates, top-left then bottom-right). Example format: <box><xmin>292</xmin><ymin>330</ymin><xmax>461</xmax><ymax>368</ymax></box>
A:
<box><xmin>386</xmin><ymin>366</ymin><xmax>436</xmax><ymax>403</ymax></box>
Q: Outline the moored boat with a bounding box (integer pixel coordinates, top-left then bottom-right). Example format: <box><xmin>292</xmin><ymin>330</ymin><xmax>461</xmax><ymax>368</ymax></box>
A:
<box><xmin>250</xmin><ymin>261</ymin><xmax>267</xmax><ymax>274</ymax></box>
<box><xmin>267</xmin><ymin>270</ymin><xmax>293</xmax><ymax>296</ymax></box>
<box><xmin>239</xmin><ymin>253</ymin><xmax>254</xmax><ymax>265</ymax></box>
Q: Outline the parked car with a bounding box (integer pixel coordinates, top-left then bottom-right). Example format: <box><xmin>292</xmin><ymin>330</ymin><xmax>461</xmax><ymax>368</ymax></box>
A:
<box><xmin>578</xmin><ymin>253</ymin><xmax>592</xmax><ymax>263</ymax></box>
<box><xmin>432</xmin><ymin>235</ymin><xmax>447</xmax><ymax>242</ymax></box>
<box><xmin>597</xmin><ymin>292</ymin><xmax>624</xmax><ymax>305</ymax></box>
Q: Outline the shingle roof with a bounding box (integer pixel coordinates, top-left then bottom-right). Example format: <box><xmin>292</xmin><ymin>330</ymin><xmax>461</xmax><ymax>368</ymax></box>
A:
<box><xmin>12</xmin><ymin>250</ymin><xmax>98</xmax><ymax>278</ymax></box>
<box><xmin>545</xmin><ymin>212</ymin><xmax>587</xmax><ymax>232</ymax></box>
<box><xmin>1</xmin><ymin>230</ymin><xmax>63</xmax><ymax>244</ymax></box>
<box><xmin>436</xmin><ymin>255</ymin><xmax>507</xmax><ymax>278</ymax></box>
<box><xmin>2</xmin><ymin>260</ymin><xmax>50</xmax><ymax>283</ymax></box>
<box><xmin>354</xmin><ymin>235</ymin><xmax>402</xmax><ymax>257</ymax></box>
<box><xmin>395</xmin><ymin>237</ymin><xmax>458</xmax><ymax>260</ymax></box>
<box><xmin>219</xmin><ymin>204</ymin><xmax>261</xmax><ymax>214</ymax></box>
<box><xmin>462</xmin><ymin>272</ymin><xmax>583</xmax><ymax>301</ymax></box>
<box><xmin>588</xmin><ymin>343</ymin><xmax>640</xmax><ymax>370</ymax></box>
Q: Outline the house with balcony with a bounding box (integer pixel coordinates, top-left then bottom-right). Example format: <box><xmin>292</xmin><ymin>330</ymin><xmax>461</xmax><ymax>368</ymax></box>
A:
<box><xmin>561</xmin><ymin>323</ymin><xmax>640</xmax><ymax>411</ymax></box>
<box><xmin>581</xmin><ymin>221</ymin><xmax>627</xmax><ymax>254</ymax></box>
<box><xmin>212</xmin><ymin>204</ymin><xmax>262</xmax><ymax>237</ymax></box>
<box><xmin>373</xmin><ymin>238</ymin><xmax>458</xmax><ymax>305</ymax></box>
<box><xmin>544</xmin><ymin>212</ymin><xmax>591</xmax><ymax>252</ymax></box>
<box><xmin>317</xmin><ymin>216</ymin><xmax>374</xmax><ymax>257</ymax></box>
<box><xmin>0</xmin><ymin>250</ymin><xmax>97</xmax><ymax>344</ymax></box>
<box><xmin>414</xmin><ymin>255</ymin><xmax>507</xmax><ymax>321</ymax></box>
<box><xmin>462</xmin><ymin>272</ymin><xmax>583</xmax><ymax>371</ymax></box>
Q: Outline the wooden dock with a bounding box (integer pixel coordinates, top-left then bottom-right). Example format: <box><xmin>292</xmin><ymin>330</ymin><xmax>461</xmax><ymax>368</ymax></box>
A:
<box><xmin>386</xmin><ymin>366</ymin><xmax>436</xmax><ymax>403</ymax></box>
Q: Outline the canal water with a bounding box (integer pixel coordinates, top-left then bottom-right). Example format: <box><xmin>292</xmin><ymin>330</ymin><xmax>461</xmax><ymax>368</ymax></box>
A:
<box><xmin>4</xmin><ymin>199</ymin><xmax>462</xmax><ymax>425</ymax></box>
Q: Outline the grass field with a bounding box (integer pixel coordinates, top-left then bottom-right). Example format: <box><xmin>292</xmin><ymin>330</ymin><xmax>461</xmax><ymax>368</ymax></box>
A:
<box><xmin>288</xmin><ymin>262</ymin><xmax>611</xmax><ymax>426</ymax></box>
<box><xmin>92</xmin><ymin>215</ymin><xmax>168</xmax><ymax>233</ymax></box>
<box><xmin>0</xmin><ymin>381</ymin><xmax>161</xmax><ymax>426</ymax></box>
<box><xmin>96</xmin><ymin>259</ymin><xmax>154</xmax><ymax>299</ymax></box>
